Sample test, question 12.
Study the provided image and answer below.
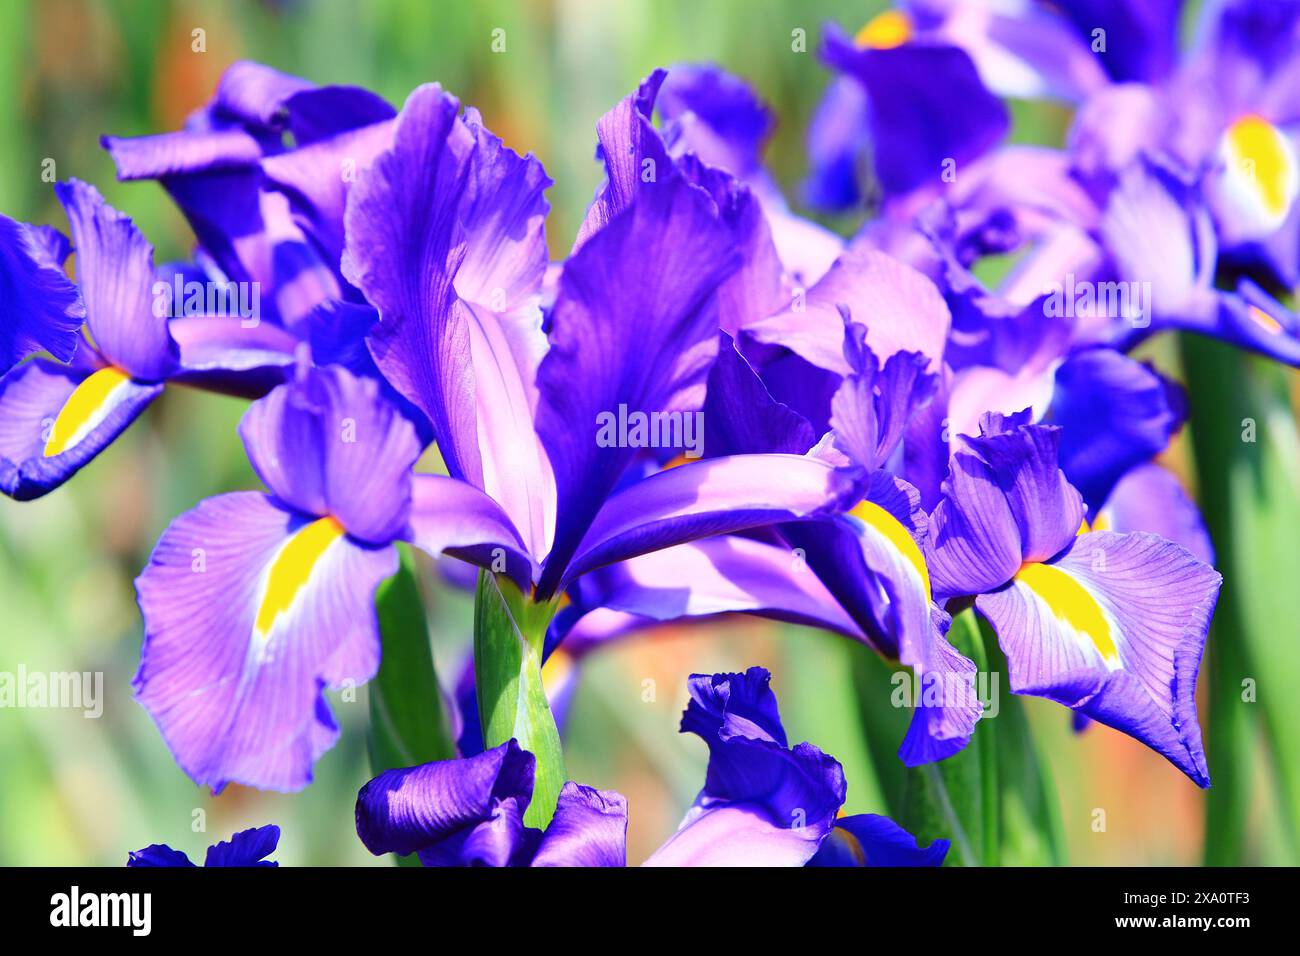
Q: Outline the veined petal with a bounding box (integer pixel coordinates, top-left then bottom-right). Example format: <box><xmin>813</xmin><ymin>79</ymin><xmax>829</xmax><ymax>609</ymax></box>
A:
<box><xmin>134</xmin><ymin>492</ymin><xmax>396</xmax><ymax>791</ymax></box>
<box><xmin>929</xmin><ymin>414</ymin><xmax>1086</xmax><ymax>599</ymax></box>
<box><xmin>557</xmin><ymin>453</ymin><xmax>861</xmax><ymax>592</ymax></box>
<box><xmin>238</xmin><ymin>364</ymin><xmax>421</xmax><ymax>544</ymax></box>
<box><xmin>535</xmin><ymin>174</ymin><xmax>740</xmax><ymax>594</ymax></box>
<box><xmin>531</xmin><ymin>783</ymin><xmax>628</xmax><ymax>867</ymax></box>
<box><xmin>570</xmin><ymin>535</ymin><xmax>859</xmax><ymax>639</ymax></box>
<box><xmin>745</xmin><ymin>245</ymin><xmax>950</xmax><ymax>375</ymax></box>
<box><xmin>0</xmin><ymin>215</ymin><xmax>84</xmax><ymax>374</ymax></box>
<box><xmin>404</xmin><ymin>474</ymin><xmax>535</xmax><ymax>589</ymax></box>
<box><xmin>976</xmin><ymin>530</ymin><xmax>1219</xmax><ymax>786</ymax></box>
<box><xmin>345</xmin><ymin>84</ymin><xmax>483</xmax><ymax>488</ymax></box>
<box><xmin>166</xmin><ymin>315</ymin><xmax>298</xmax><ymax>398</ymax></box>
<box><xmin>55</xmin><ymin>179</ymin><xmax>178</xmax><ymax>381</ymax></box>
<box><xmin>0</xmin><ymin>358</ymin><xmax>161</xmax><ymax>500</ymax></box>
<box><xmin>355</xmin><ymin>741</ymin><xmax>535</xmax><ymax>860</ymax></box>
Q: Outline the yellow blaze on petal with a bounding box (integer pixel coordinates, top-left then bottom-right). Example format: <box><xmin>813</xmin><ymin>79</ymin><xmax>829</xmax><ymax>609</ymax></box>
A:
<box><xmin>1247</xmin><ymin>304</ymin><xmax>1286</xmax><ymax>336</ymax></box>
<box><xmin>254</xmin><ymin>516</ymin><xmax>346</xmax><ymax>640</ymax></box>
<box><xmin>856</xmin><ymin>9</ymin><xmax>912</xmax><ymax>49</ymax></box>
<box><xmin>43</xmin><ymin>366</ymin><xmax>132</xmax><ymax>457</ymax></box>
<box><xmin>1222</xmin><ymin>114</ymin><xmax>1299</xmax><ymax>220</ymax></box>
<box><xmin>541</xmin><ymin>647</ymin><xmax>574</xmax><ymax>698</ymax></box>
<box><xmin>1091</xmin><ymin>511</ymin><xmax>1112</xmax><ymax>532</ymax></box>
<box><xmin>849</xmin><ymin>499</ymin><xmax>931</xmax><ymax>601</ymax></box>
<box><xmin>1015</xmin><ymin>561</ymin><xmax>1119</xmax><ymax>665</ymax></box>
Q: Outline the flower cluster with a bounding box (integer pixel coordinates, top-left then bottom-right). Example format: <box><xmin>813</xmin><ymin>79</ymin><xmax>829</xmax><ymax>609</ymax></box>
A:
<box><xmin>6</xmin><ymin>1</ymin><xmax>1292</xmax><ymax>866</ymax></box>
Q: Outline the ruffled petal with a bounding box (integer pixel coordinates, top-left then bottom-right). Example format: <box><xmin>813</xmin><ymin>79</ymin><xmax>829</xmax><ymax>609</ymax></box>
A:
<box><xmin>0</xmin><ymin>215</ymin><xmax>84</xmax><ymax>374</ymax></box>
<box><xmin>354</xmin><ymin>740</ymin><xmax>535</xmax><ymax>860</ymax></box>
<box><xmin>976</xmin><ymin>531</ymin><xmax>1219</xmax><ymax>786</ymax></box>
<box><xmin>643</xmin><ymin>667</ymin><xmax>845</xmax><ymax>867</ymax></box>
<box><xmin>134</xmin><ymin>492</ymin><xmax>396</xmax><ymax>791</ymax></box>
<box><xmin>0</xmin><ymin>358</ymin><xmax>161</xmax><ymax>500</ymax></box>
<box><xmin>531</xmin><ymin>783</ymin><xmax>628</xmax><ymax>867</ymax></box>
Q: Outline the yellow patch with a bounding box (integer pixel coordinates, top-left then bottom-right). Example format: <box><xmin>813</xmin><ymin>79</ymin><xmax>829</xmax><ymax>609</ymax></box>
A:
<box><xmin>254</xmin><ymin>516</ymin><xmax>345</xmax><ymax>640</ymax></box>
<box><xmin>849</xmin><ymin>499</ymin><xmax>931</xmax><ymax>601</ymax></box>
<box><xmin>1015</xmin><ymin>561</ymin><xmax>1119</xmax><ymax>665</ymax></box>
<box><xmin>1247</xmin><ymin>304</ymin><xmax>1285</xmax><ymax>336</ymax></box>
<box><xmin>855</xmin><ymin>10</ymin><xmax>912</xmax><ymax>49</ymax></box>
<box><xmin>43</xmin><ymin>366</ymin><xmax>132</xmax><ymax>457</ymax></box>
<box><xmin>1223</xmin><ymin>114</ymin><xmax>1298</xmax><ymax>219</ymax></box>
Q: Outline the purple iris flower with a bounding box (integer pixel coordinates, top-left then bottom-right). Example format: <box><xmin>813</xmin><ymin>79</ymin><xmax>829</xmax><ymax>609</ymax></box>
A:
<box><xmin>0</xmin><ymin>180</ymin><xmax>298</xmax><ymax>500</ymax></box>
<box><xmin>925</xmin><ymin>410</ymin><xmax>1221</xmax><ymax>786</ymax></box>
<box><xmin>132</xmin><ymin>77</ymin><xmax>862</xmax><ymax>793</ymax></box>
<box><xmin>340</xmin><ymin>80</ymin><xmax>861</xmax><ymax>604</ymax></box>
<box><xmin>901</xmin><ymin>0</ymin><xmax>1300</xmax><ymax>364</ymax></box>
<box><xmin>128</xmin><ymin>825</ymin><xmax>280</xmax><ymax>867</ymax></box>
<box><xmin>356</xmin><ymin>667</ymin><xmax>947</xmax><ymax>867</ymax></box>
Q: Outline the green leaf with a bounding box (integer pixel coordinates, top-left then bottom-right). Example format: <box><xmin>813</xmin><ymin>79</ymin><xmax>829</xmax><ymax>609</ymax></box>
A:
<box><xmin>1182</xmin><ymin>336</ymin><xmax>1300</xmax><ymax>863</ymax></box>
<box><xmin>368</xmin><ymin>547</ymin><xmax>458</xmax><ymax>865</ymax></box>
<box><xmin>474</xmin><ymin>571</ymin><xmax>566</xmax><ymax>829</ymax></box>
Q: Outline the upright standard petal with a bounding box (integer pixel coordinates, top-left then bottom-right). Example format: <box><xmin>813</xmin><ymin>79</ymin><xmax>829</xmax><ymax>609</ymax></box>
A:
<box><xmin>344</xmin><ymin>84</ymin><xmax>480</xmax><ymax>484</ymax></box>
<box><xmin>0</xmin><ymin>215</ymin><xmax>83</xmax><ymax>374</ymax></box>
<box><xmin>134</xmin><ymin>492</ymin><xmax>396</xmax><ymax>791</ymax></box>
<box><xmin>534</xmin><ymin>174</ymin><xmax>740</xmax><ymax>594</ymax></box>
<box><xmin>54</xmin><ymin>180</ymin><xmax>177</xmax><ymax>381</ymax></box>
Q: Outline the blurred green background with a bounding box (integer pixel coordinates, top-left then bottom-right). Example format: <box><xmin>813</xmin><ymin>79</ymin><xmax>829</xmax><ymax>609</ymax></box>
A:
<box><xmin>0</xmin><ymin>0</ymin><xmax>1296</xmax><ymax>866</ymax></box>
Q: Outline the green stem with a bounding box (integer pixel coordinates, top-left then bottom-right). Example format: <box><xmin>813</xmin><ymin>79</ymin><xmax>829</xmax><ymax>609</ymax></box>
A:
<box><xmin>473</xmin><ymin>571</ymin><xmax>567</xmax><ymax>829</ymax></box>
<box><xmin>956</xmin><ymin>610</ymin><xmax>999</xmax><ymax>867</ymax></box>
